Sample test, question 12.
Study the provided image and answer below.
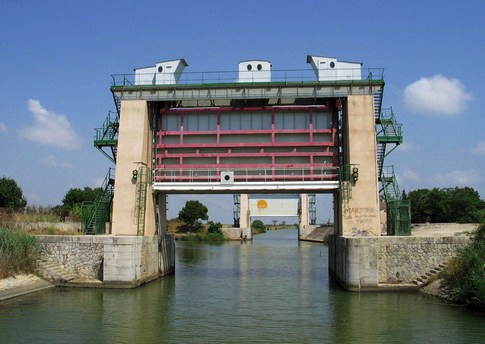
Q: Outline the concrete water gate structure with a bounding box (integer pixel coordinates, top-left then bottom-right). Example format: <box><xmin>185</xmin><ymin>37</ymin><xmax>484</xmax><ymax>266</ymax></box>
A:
<box><xmin>81</xmin><ymin>55</ymin><xmax>417</xmax><ymax>290</ymax></box>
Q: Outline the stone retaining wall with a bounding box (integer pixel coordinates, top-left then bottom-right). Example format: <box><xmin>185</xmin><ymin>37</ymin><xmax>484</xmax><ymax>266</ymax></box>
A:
<box><xmin>37</xmin><ymin>235</ymin><xmax>104</xmax><ymax>279</ymax></box>
<box><xmin>378</xmin><ymin>236</ymin><xmax>470</xmax><ymax>284</ymax></box>
<box><xmin>36</xmin><ymin>234</ymin><xmax>175</xmax><ymax>287</ymax></box>
<box><xmin>329</xmin><ymin>235</ymin><xmax>470</xmax><ymax>291</ymax></box>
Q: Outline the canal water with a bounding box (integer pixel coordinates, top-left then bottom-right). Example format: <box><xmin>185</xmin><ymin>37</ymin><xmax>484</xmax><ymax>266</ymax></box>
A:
<box><xmin>1</xmin><ymin>229</ymin><xmax>484</xmax><ymax>343</ymax></box>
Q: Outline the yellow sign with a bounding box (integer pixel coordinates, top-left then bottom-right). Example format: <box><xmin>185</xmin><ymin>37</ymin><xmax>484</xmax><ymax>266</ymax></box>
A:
<box><xmin>257</xmin><ymin>200</ymin><xmax>268</xmax><ymax>209</ymax></box>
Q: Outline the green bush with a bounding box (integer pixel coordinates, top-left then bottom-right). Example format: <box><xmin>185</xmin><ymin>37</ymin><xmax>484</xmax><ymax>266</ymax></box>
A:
<box><xmin>0</xmin><ymin>227</ymin><xmax>43</xmax><ymax>278</ymax></box>
<box><xmin>178</xmin><ymin>225</ymin><xmax>226</xmax><ymax>242</ymax></box>
<box><xmin>443</xmin><ymin>223</ymin><xmax>485</xmax><ymax>309</ymax></box>
<box><xmin>251</xmin><ymin>220</ymin><xmax>266</xmax><ymax>234</ymax></box>
<box><xmin>207</xmin><ymin>221</ymin><xmax>222</xmax><ymax>234</ymax></box>
<box><xmin>204</xmin><ymin>232</ymin><xmax>226</xmax><ymax>242</ymax></box>
<box><xmin>179</xmin><ymin>232</ymin><xmax>203</xmax><ymax>241</ymax></box>
<box><xmin>322</xmin><ymin>234</ymin><xmax>330</xmax><ymax>245</ymax></box>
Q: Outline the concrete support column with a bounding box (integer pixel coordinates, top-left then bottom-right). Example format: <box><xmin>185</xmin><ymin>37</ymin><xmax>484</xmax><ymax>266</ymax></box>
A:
<box><xmin>111</xmin><ymin>100</ymin><xmax>155</xmax><ymax>235</ymax></box>
<box><xmin>340</xmin><ymin>95</ymin><xmax>381</xmax><ymax>236</ymax></box>
<box><xmin>239</xmin><ymin>194</ymin><xmax>252</xmax><ymax>240</ymax></box>
<box><xmin>299</xmin><ymin>193</ymin><xmax>309</xmax><ymax>229</ymax></box>
<box><xmin>239</xmin><ymin>194</ymin><xmax>250</xmax><ymax>228</ymax></box>
<box><xmin>157</xmin><ymin>193</ymin><xmax>168</xmax><ymax>235</ymax></box>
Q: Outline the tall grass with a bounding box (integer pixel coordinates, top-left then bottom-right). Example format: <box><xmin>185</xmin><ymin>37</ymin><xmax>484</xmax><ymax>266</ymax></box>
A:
<box><xmin>0</xmin><ymin>227</ymin><xmax>43</xmax><ymax>279</ymax></box>
<box><xmin>443</xmin><ymin>223</ymin><xmax>485</xmax><ymax>309</ymax></box>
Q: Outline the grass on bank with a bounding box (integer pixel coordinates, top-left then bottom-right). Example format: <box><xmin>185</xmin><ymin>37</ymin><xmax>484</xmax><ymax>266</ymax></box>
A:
<box><xmin>442</xmin><ymin>223</ymin><xmax>485</xmax><ymax>310</ymax></box>
<box><xmin>0</xmin><ymin>227</ymin><xmax>43</xmax><ymax>279</ymax></box>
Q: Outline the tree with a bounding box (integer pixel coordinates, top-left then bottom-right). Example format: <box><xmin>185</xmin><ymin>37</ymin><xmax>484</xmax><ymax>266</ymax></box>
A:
<box><xmin>61</xmin><ymin>186</ymin><xmax>102</xmax><ymax>220</ymax></box>
<box><xmin>62</xmin><ymin>186</ymin><xmax>102</xmax><ymax>213</ymax></box>
<box><xmin>448</xmin><ymin>187</ymin><xmax>485</xmax><ymax>223</ymax></box>
<box><xmin>251</xmin><ymin>219</ymin><xmax>266</xmax><ymax>234</ymax></box>
<box><xmin>0</xmin><ymin>177</ymin><xmax>27</xmax><ymax>210</ymax></box>
<box><xmin>408</xmin><ymin>187</ymin><xmax>485</xmax><ymax>223</ymax></box>
<box><xmin>178</xmin><ymin>200</ymin><xmax>209</xmax><ymax>228</ymax></box>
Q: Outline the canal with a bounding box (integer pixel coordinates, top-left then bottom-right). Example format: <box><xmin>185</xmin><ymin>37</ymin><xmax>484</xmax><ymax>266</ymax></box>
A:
<box><xmin>1</xmin><ymin>229</ymin><xmax>484</xmax><ymax>343</ymax></box>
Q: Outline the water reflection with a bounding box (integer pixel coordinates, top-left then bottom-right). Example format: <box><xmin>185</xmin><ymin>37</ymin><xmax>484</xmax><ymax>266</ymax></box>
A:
<box><xmin>0</xmin><ymin>230</ymin><xmax>484</xmax><ymax>343</ymax></box>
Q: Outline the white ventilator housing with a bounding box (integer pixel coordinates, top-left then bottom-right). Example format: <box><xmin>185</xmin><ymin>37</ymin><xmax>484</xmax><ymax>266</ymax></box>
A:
<box><xmin>238</xmin><ymin>60</ymin><xmax>272</xmax><ymax>82</ymax></box>
<box><xmin>134</xmin><ymin>59</ymin><xmax>188</xmax><ymax>85</ymax></box>
<box><xmin>306</xmin><ymin>55</ymin><xmax>362</xmax><ymax>81</ymax></box>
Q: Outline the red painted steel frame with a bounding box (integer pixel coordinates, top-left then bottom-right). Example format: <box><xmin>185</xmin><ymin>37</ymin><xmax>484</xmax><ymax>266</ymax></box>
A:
<box><xmin>154</xmin><ymin>104</ymin><xmax>339</xmax><ymax>183</ymax></box>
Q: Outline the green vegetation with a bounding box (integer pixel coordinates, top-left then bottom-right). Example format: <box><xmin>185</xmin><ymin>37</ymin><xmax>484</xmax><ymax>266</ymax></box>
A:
<box><xmin>442</xmin><ymin>223</ymin><xmax>485</xmax><ymax>310</ymax></box>
<box><xmin>408</xmin><ymin>187</ymin><xmax>485</xmax><ymax>223</ymax></box>
<box><xmin>0</xmin><ymin>177</ymin><xmax>27</xmax><ymax>210</ymax></box>
<box><xmin>178</xmin><ymin>200</ymin><xmax>209</xmax><ymax>230</ymax></box>
<box><xmin>251</xmin><ymin>220</ymin><xmax>267</xmax><ymax>234</ymax></box>
<box><xmin>170</xmin><ymin>200</ymin><xmax>226</xmax><ymax>241</ymax></box>
<box><xmin>15</xmin><ymin>206</ymin><xmax>60</xmax><ymax>223</ymax></box>
<box><xmin>322</xmin><ymin>233</ymin><xmax>330</xmax><ymax>245</ymax></box>
<box><xmin>61</xmin><ymin>186</ymin><xmax>102</xmax><ymax>221</ymax></box>
<box><xmin>0</xmin><ymin>227</ymin><xmax>43</xmax><ymax>278</ymax></box>
<box><xmin>0</xmin><ymin>208</ymin><xmax>15</xmax><ymax>229</ymax></box>
<box><xmin>178</xmin><ymin>221</ymin><xmax>226</xmax><ymax>242</ymax></box>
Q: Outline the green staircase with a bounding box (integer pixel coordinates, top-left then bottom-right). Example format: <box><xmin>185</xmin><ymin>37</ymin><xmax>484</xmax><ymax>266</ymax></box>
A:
<box><xmin>374</xmin><ymin>101</ymin><xmax>411</xmax><ymax>236</ymax></box>
<box><xmin>84</xmin><ymin>95</ymin><xmax>121</xmax><ymax>235</ymax></box>
<box><xmin>381</xmin><ymin>166</ymin><xmax>411</xmax><ymax>236</ymax></box>
<box><xmin>376</xmin><ymin>107</ymin><xmax>403</xmax><ymax>181</ymax></box>
<box><xmin>94</xmin><ymin>110</ymin><xmax>119</xmax><ymax>163</ymax></box>
<box><xmin>381</xmin><ymin>166</ymin><xmax>401</xmax><ymax>201</ymax></box>
<box><xmin>82</xmin><ymin>168</ymin><xmax>115</xmax><ymax>235</ymax></box>
<box><xmin>374</xmin><ymin>86</ymin><xmax>384</xmax><ymax>121</ymax></box>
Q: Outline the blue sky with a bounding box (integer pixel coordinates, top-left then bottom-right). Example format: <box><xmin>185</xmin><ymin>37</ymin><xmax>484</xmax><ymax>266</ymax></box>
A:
<box><xmin>1</xmin><ymin>1</ymin><xmax>484</xmax><ymax>223</ymax></box>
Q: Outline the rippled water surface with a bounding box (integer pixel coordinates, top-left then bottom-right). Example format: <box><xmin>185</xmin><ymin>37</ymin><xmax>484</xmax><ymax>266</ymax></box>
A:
<box><xmin>1</xmin><ymin>229</ymin><xmax>484</xmax><ymax>343</ymax></box>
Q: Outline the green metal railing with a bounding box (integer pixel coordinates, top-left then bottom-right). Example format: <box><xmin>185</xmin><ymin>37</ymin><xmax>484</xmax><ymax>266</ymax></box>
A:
<box><xmin>377</xmin><ymin>107</ymin><xmax>403</xmax><ymax>144</ymax></box>
<box><xmin>111</xmin><ymin>68</ymin><xmax>385</xmax><ymax>87</ymax></box>
<box><xmin>381</xmin><ymin>166</ymin><xmax>411</xmax><ymax>236</ymax></box>
<box><xmin>381</xmin><ymin>166</ymin><xmax>400</xmax><ymax>200</ymax></box>
<box><xmin>94</xmin><ymin>110</ymin><xmax>119</xmax><ymax>163</ymax></box>
<box><xmin>387</xmin><ymin>199</ymin><xmax>412</xmax><ymax>236</ymax></box>
<box><xmin>376</xmin><ymin>107</ymin><xmax>403</xmax><ymax>182</ymax></box>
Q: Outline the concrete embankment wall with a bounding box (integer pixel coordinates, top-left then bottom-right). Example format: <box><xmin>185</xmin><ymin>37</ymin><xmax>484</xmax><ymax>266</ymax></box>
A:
<box><xmin>329</xmin><ymin>235</ymin><xmax>470</xmax><ymax>291</ymax></box>
<box><xmin>36</xmin><ymin>234</ymin><xmax>175</xmax><ymax>287</ymax></box>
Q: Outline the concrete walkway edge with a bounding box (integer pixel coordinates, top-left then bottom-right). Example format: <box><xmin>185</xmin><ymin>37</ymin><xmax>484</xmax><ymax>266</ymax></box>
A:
<box><xmin>0</xmin><ymin>277</ymin><xmax>54</xmax><ymax>301</ymax></box>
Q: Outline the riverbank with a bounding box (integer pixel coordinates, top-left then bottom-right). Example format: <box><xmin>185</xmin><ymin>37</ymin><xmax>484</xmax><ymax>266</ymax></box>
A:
<box><xmin>0</xmin><ymin>273</ymin><xmax>53</xmax><ymax>301</ymax></box>
<box><xmin>0</xmin><ymin>223</ymin><xmax>477</xmax><ymax>301</ymax></box>
<box><xmin>420</xmin><ymin>279</ymin><xmax>458</xmax><ymax>302</ymax></box>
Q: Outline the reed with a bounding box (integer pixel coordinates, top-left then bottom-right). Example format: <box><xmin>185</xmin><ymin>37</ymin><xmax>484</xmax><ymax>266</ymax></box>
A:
<box><xmin>0</xmin><ymin>227</ymin><xmax>43</xmax><ymax>279</ymax></box>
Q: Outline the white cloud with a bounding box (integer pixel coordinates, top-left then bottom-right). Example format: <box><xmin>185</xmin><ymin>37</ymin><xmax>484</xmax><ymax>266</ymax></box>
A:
<box><xmin>404</xmin><ymin>75</ymin><xmax>473</xmax><ymax>116</ymax></box>
<box><xmin>40</xmin><ymin>155</ymin><xmax>74</xmax><ymax>169</ymax></box>
<box><xmin>472</xmin><ymin>141</ymin><xmax>485</xmax><ymax>155</ymax></box>
<box><xmin>402</xmin><ymin>168</ymin><xmax>421</xmax><ymax>182</ymax></box>
<box><xmin>0</xmin><ymin>122</ymin><xmax>7</xmax><ymax>132</ymax></box>
<box><xmin>434</xmin><ymin>169</ymin><xmax>481</xmax><ymax>187</ymax></box>
<box><xmin>21</xmin><ymin>99</ymin><xmax>81</xmax><ymax>150</ymax></box>
<box><xmin>397</xmin><ymin>142</ymin><xmax>416</xmax><ymax>153</ymax></box>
